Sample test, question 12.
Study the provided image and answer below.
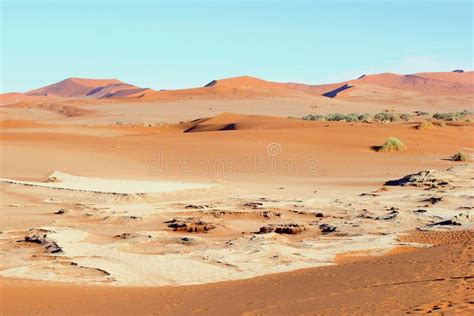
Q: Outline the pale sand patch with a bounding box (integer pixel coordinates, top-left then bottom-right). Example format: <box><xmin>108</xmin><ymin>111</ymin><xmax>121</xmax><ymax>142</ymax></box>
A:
<box><xmin>0</xmin><ymin>226</ymin><xmax>420</xmax><ymax>286</ymax></box>
<box><xmin>0</xmin><ymin>171</ymin><xmax>214</xmax><ymax>194</ymax></box>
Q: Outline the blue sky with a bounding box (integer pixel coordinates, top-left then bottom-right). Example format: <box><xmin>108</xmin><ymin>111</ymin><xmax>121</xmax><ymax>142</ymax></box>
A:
<box><xmin>1</xmin><ymin>0</ymin><xmax>472</xmax><ymax>92</ymax></box>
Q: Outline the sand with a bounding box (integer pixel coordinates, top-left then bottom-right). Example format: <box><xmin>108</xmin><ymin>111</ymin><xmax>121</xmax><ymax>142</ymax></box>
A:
<box><xmin>1</xmin><ymin>230</ymin><xmax>472</xmax><ymax>315</ymax></box>
<box><xmin>1</xmin><ymin>71</ymin><xmax>473</xmax><ymax>314</ymax></box>
<box><xmin>0</xmin><ymin>171</ymin><xmax>213</xmax><ymax>194</ymax></box>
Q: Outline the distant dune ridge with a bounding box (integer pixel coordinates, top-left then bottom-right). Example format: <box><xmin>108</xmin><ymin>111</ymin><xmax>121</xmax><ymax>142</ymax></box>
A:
<box><xmin>1</xmin><ymin>70</ymin><xmax>472</xmax><ymax>105</ymax></box>
<box><xmin>25</xmin><ymin>77</ymin><xmax>140</xmax><ymax>99</ymax></box>
<box><xmin>288</xmin><ymin>71</ymin><xmax>474</xmax><ymax>98</ymax></box>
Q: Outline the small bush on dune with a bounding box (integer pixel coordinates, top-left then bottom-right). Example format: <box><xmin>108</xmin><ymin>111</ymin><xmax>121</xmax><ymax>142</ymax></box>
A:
<box><xmin>374</xmin><ymin>112</ymin><xmax>399</xmax><ymax>123</ymax></box>
<box><xmin>416</xmin><ymin>121</ymin><xmax>434</xmax><ymax>130</ymax></box>
<box><xmin>378</xmin><ymin>137</ymin><xmax>405</xmax><ymax>152</ymax></box>
<box><xmin>301</xmin><ymin>112</ymin><xmax>417</xmax><ymax>123</ymax></box>
<box><xmin>452</xmin><ymin>152</ymin><xmax>467</xmax><ymax>161</ymax></box>
<box><xmin>414</xmin><ymin>111</ymin><xmax>430</xmax><ymax>117</ymax></box>
<box><xmin>399</xmin><ymin>113</ymin><xmax>412</xmax><ymax>121</ymax></box>
<box><xmin>357</xmin><ymin>113</ymin><xmax>372</xmax><ymax>122</ymax></box>
<box><xmin>345</xmin><ymin>113</ymin><xmax>361</xmax><ymax>122</ymax></box>
<box><xmin>433</xmin><ymin>112</ymin><xmax>462</xmax><ymax>121</ymax></box>
<box><xmin>326</xmin><ymin>113</ymin><xmax>348</xmax><ymax>121</ymax></box>
<box><xmin>302</xmin><ymin>114</ymin><xmax>326</xmax><ymax>121</ymax></box>
<box><xmin>433</xmin><ymin>110</ymin><xmax>472</xmax><ymax>121</ymax></box>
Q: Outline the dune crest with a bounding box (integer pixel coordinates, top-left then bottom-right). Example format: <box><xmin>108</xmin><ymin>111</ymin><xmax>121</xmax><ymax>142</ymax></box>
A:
<box><xmin>25</xmin><ymin>77</ymin><xmax>138</xmax><ymax>99</ymax></box>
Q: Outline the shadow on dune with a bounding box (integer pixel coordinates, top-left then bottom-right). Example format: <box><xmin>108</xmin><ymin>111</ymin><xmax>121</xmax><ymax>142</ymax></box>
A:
<box><xmin>183</xmin><ymin>123</ymin><xmax>236</xmax><ymax>133</ymax></box>
<box><xmin>322</xmin><ymin>83</ymin><xmax>353</xmax><ymax>98</ymax></box>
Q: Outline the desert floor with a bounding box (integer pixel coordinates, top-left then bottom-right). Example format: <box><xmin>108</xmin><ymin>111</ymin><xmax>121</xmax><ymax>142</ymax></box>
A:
<box><xmin>0</xmin><ymin>101</ymin><xmax>473</xmax><ymax>314</ymax></box>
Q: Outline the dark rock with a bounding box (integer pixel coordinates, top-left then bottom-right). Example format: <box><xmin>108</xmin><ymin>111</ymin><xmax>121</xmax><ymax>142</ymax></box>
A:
<box><xmin>54</xmin><ymin>208</ymin><xmax>67</xmax><ymax>215</ymax></box>
<box><xmin>375</xmin><ymin>210</ymin><xmax>399</xmax><ymax>220</ymax></box>
<box><xmin>260</xmin><ymin>210</ymin><xmax>281</xmax><ymax>218</ymax></box>
<box><xmin>360</xmin><ymin>193</ymin><xmax>379</xmax><ymax>197</ymax></box>
<box><xmin>315</xmin><ymin>212</ymin><xmax>324</xmax><ymax>218</ymax></box>
<box><xmin>259</xmin><ymin>226</ymin><xmax>275</xmax><ymax>234</ymax></box>
<box><xmin>185</xmin><ymin>204</ymin><xmax>213</xmax><ymax>209</ymax></box>
<box><xmin>22</xmin><ymin>231</ymin><xmax>63</xmax><ymax>254</ymax></box>
<box><xmin>165</xmin><ymin>217</ymin><xmax>216</xmax><ymax>233</ymax></box>
<box><xmin>421</xmin><ymin>197</ymin><xmax>443</xmax><ymax>205</ymax></box>
<box><xmin>259</xmin><ymin>223</ymin><xmax>305</xmax><ymax>235</ymax></box>
<box><xmin>414</xmin><ymin>209</ymin><xmax>427</xmax><ymax>213</ymax></box>
<box><xmin>243</xmin><ymin>202</ymin><xmax>264</xmax><ymax>209</ymax></box>
<box><xmin>385</xmin><ymin>170</ymin><xmax>453</xmax><ymax>187</ymax></box>
<box><xmin>428</xmin><ymin>219</ymin><xmax>462</xmax><ymax>226</ymax></box>
<box><xmin>319</xmin><ymin>223</ymin><xmax>337</xmax><ymax>234</ymax></box>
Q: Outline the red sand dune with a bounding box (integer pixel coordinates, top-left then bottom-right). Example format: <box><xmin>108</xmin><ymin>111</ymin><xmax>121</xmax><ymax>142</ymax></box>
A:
<box><xmin>415</xmin><ymin>71</ymin><xmax>474</xmax><ymax>85</ymax></box>
<box><xmin>313</xmin><ymin>71</ymin><xmax>474</xmax><ymax>98</ymax></box>
<box><xmin>130</xmin><ymin>76</ymin><xmax>310</xmax><ymax>101</ymax></box>
<box><xmin>182</xmin><ymin>112</ymin><xmax>308</xmax><ymax>133</ymax></box>
<box><xmin>139</xmin><ymin>71</ymin><xmax>473</xmax><ymax>101</ymax></box>
<box><xmin>2</xmin><ymin>71</ymin><xmax>472</xmax><ymax>105</ymax></box>
<box><xmin>356</xmin><ymin>72</ymin><xmax>474</xmax><ymax>94</ymax></box>
<box><xmin>0</xmin><ymin>92</ymin><xmax>52</xmax><ymax>105</ymax></box>
<box><xmin>25</xmin><ymin>77</ymin><xmax>139</xmax><ymax>99</ymax></box>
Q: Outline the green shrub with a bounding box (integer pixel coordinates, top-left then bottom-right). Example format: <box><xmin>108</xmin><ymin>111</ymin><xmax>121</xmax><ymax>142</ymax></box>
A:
<box><xmin>452</xmin><ymin>152</ymin><xmax>467</xmax><ymax>161</ymax></box>
<box><xmin>432</xmin><ymin>111</ymin><xmax>471</xmax><ymax>121</ymax></box>
<box><xmin>374</xmin><ymin>112</ymin><xmax>399</xmax><ymax>122</ymax></box>
<box><xmin>357</xmin><ymin>113</ymin><xmax>372</xmax><ymax>122</ymax></box>
<box><xmin>378</xmin><ymin>137</ymin><xmax>405</xmax><ymax>152</ymax></box>
<box><xmin>326</xmin><ymin>113</ymin><xmax>348</xmax><ymax>121</ymax></box>
<box><xmin>399</xmin><ymin>113</ymin><xmax>412</xmax><ymax>121</ymax></box>
<box><xmin>302</xmin><ymin>114</ymin><xmax>326</xmax><ymax>121</ymax></box>
<box><xmin>345</xmin><ymin>113</ymin><xmax>361</xmax><ymax>122</ymax></box>
<box><xmin>414</xmin><ymin>111</ymin><xmax>430</xmax><ymax>116</ymax></box>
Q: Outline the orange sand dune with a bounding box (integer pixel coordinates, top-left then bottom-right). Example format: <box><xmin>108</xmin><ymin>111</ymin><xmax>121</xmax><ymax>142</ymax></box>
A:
<box><xmin>1</xmin><ymin>114</ymin><xmax>472</xmax><ymax>192</ymax></box>
<box><xmin>3</xmin><ymin>71</ymin><xmax>472</xmax><ymax>106</ymax></box>
<box><xmin>128</xmin><ymin>76</ymin><xmax>312</xmax><ymax>101</ymax></box>
<box><xmin>321</xmin><ymin>71</ymin><xmax>474</xmax><ymax>99</ymax></box>
<box><xmin>357</xmin><ymin>72</ymin><xmax>474</xmax><ymax>94</ymax></box>
<box><xmin>0</xmin><ymin>92</ymin><xmax>54</xmax><ymax>105</ymax></box>
<box><xmin>26</xmin><ymin>77</ymin><xmax>138</xmax><ymax>99</ymax></box>
<box><xmin>283</xmin><ymin>82</ymin><xmax>344</xmax><ymax>96</ymax></box>
<box><xmin>415</xmin><ymin>71</ymin><xmax>474</xmax><ymax>85</ymax></box>
<box><xmin>182</xmin><ymin>112</ymin><xmax>310</xmax><ymax>133</ymax></box>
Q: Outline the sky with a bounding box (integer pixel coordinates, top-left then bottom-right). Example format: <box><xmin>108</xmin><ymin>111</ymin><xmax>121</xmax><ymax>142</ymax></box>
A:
<box><xmin>1</xmin><ymin>0</ymin><xmax>473</xmax><ymax>92</ymax></box>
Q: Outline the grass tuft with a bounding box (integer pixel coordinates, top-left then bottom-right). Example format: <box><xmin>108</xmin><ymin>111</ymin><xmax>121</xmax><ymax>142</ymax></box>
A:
<box><xmin>416</xmin><ymin>121</ymin><xmax>434</xmax><ymax>130</ymax></box>
<box><xmin>452</xmin><ymin>152</ymin><xmax>467</xmax><ymax>162</ymax></box>
<box><xmin>378</xmin><ymin>137</ymin><xmax>405</xmax><ymax>152</ymax></box>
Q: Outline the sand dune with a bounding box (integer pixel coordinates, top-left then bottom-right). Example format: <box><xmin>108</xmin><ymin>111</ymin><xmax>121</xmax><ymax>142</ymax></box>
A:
<box><xmin>25</xmin><ymin>77</ymin><xmax>138</xmax><ymax>99</ymax></box>
<box><xmin>414</xmin><ymin>71</ymin><xmax>474</xmax><ymax>85</ymax></box>
<box><xmin>356</xmin><ymin>72</ymin><xmax>474</xmax><ymax>94</ymax></box>
<box><xmin>124</xmin><ymin>76</ymin><xmax>312</xmax><ymax>102</ymax></box>
<box><xmin>0</xmin><ymin>92</ymin><xmax>52</xmax><ymax>105</ymax></box>
<box><xmin>182</xmin><ymin>112</ymin><xmax>309</xmax><ymax>133</ymax></box>
<box><xmin>1</xmin><ymin>93</ymin><xmax>473</xmax><ymax>315</ymax></box>
<box><xmin>1</xmin><ymin>72</ymin><xmax>472</xmax><ymax>114</ymax></box>
<box><xmin>317</xmin><ymin>71</ymin><xmax>474</xmax><ymax>99</ymax></box>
